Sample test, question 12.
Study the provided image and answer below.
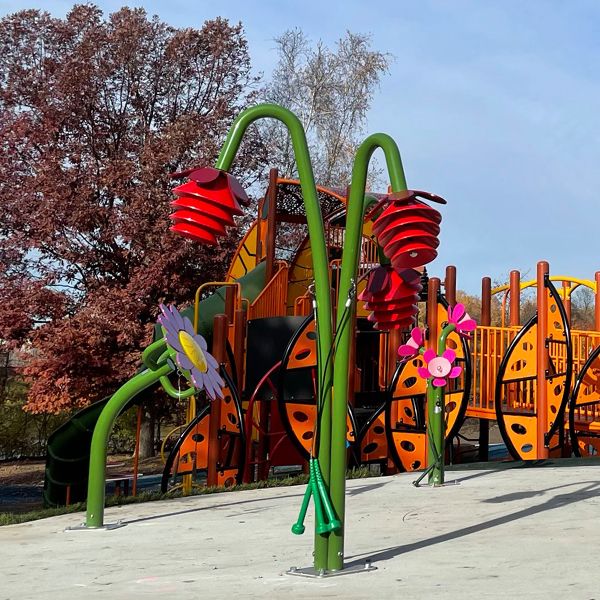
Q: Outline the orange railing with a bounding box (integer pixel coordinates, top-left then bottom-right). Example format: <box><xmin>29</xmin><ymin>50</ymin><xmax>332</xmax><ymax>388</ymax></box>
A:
<box><xmin>248</xmin><ymin>262</ymin><xmax>289</xmax><ymax>320</ymax></box>
<box><xmin>467</xmin><ymin>325</ymin><xmax>520</xmax><ymax>419</ymax></box>
<box><xmin>294</xmin><ymin>294</ymin><xmax>312</xmax><ymax>316</ymax></box>
<box><xmin>567</xmin><ymin>329</ymin><xmax>600</xmax><ymax>427</ymax></box>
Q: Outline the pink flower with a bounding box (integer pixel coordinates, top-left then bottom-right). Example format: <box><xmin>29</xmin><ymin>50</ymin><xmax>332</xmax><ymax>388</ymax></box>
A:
<box><xmin>397</xmin><ymin>327</ymin><xmax>425</xmax><ymax>359</ymax></box>
<box><xmin>447</xmin><ymin>303</ymin><xmax>477</xmax><ymax>338</ymax></box>
<box><xmin>417</xmin><ymin>349</ymin><xmax>462</xmax><ymax>387</ymax></box>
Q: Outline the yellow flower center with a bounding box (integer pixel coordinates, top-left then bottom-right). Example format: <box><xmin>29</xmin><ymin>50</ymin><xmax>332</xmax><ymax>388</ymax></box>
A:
<box><xmin>178</xmin><ymin>330</ymin><xmax>208</xmax><ymax>373</ymax></box>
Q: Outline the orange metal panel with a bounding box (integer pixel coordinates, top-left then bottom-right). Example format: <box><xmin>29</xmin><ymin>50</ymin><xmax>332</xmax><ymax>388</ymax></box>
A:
<box><xmin>360</xmin><ymin>412</ymin><xmax>388</xmax><ymax>462</ymax></box>
<box><xmin>503</xmin><ymin>414</ymin><xmax>538</xmax><ymax>459</ymax></box>
<box><xmin>389</xmin><ymin>430</ymin><xmax>427</xmax><ymax>471</ymax></box>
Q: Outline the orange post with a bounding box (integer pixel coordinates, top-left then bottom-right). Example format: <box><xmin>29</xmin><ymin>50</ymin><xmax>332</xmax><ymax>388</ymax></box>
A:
<box><xmin>224</xmin><ymin>287</ymin><xmax>236</xmax><ymax>324</ymax></box>
<box><xmin>233</xmin><ymin>308</ymin><xmax>247</xmax><ymax>391</ymax></box>
<box><xmin>509</xmin><ymin>270</ymin><xmax>520</xmax><ymax>327</ymax></box>
<box><xmin>481</xmin><ymin>277</ymin><xmax>492</xmax><ymax>326</ymax></box>
<box><xmin>444</xmin><ymin>265</ymin><xmax>456</xmax><ymax>306</ymax></box>
<box><xmin>264</xmin><ymin>168</ymin><xmax>278</xmax><ymax>282</ymax></box>
<box><xmin>595</xmin><ymin>271</ymin><xmax>600</xmax><ymax>331</ymax></box>
<box><xmin>479</xmin><ymin>277</ymin><xmax>491</xmax><ymax>460</ymax></box>
<box><xmin>562</xmin><ymin>281</ymin><xmax>571</xmax><ymax>324</ymax></box>
<box><xmin>427</xmin><ymin>277</ymin><xmax>440</xmax><ymax>353</ymax></box>
<box><xmin>207</xmin><ymin>314</ymin><xmax>229</xmax><ymax>486</ymax></box>
<box><xmin>536</xmin><ymin>261</ymin><xmax>549</xmax><ymax>459</ymax></box>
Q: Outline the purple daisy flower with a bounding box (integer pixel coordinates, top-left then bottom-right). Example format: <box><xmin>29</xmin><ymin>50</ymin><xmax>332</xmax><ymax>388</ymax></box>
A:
<box><xmin>157</xmin><ymin>304</ymin><xmax>224</xmax><ymax>400</ymax></box>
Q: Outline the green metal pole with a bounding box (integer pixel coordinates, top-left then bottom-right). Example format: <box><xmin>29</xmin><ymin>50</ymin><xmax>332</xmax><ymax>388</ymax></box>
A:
<box><xmin>328</xmin><ymin>134</ymin><xmax>407</xmax><ymax>570</ymax></box>
<box><xmin>215</xmin><ymin>104</ymin><xmax>333</xmax><ymax>570</ymax></box>
<box><xmin>427</xmin><ymin>323</ymin><xmax>456</xmax><ymax>486</ymax></box>
<box><xmin>86</xmin><ymin>363</ymin><xmax>172</xmax><ymax>527</ymax></box>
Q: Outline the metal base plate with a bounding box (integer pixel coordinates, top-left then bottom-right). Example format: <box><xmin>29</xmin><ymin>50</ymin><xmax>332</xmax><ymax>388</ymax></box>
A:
<box><xmin>286</xmin><ymin>561</ymin><xmax>376</xmax><ymax>578</ymax></box>
<box><xmin>413</xmin><ymin>479</ymin><xmax>461</xmax><ymax>488</ymax></box>
<box><xmin>65</xmin><ymin>521</ymin><xmax>126</xmax><ymax>532</ymax></box>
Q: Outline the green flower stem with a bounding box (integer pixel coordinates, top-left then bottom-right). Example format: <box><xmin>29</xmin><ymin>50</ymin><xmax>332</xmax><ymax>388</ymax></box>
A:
<box><xmin>427</xmin><ymin>322</ymin><xmax>456</xmax><ymax>486</ymax></box>
<box><xmin>215</xmin><ymin>104</ymin><xmax>333</xmax><ymax>570</ymax></box>
<box><xmin>86</xmin><ymin>363</ymin><xmax>173</xmax><ymax>527</ymax></box>
<box><xmin>141</xmin><ymin>339</ymin><xmax>169</xmax><ymax>371</ymax></box>
<box><xmin>328</xmin><ymin>133</ymin><xmax>407</xmax><ymax>571</ymax></box>
<box><xmin>159</xmin><ymin>374</ymin><xmax>197</xmax><ymax>400</ymax></box>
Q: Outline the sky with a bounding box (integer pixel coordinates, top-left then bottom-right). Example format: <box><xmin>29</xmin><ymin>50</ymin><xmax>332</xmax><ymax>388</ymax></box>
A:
<box><xmin>1</xmin><ymin>0</ymin><xmax>599</xmax><ymax>293</ymax></box>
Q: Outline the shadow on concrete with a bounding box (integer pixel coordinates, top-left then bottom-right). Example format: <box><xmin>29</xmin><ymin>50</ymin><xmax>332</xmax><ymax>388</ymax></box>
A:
<box><xmin>344</xmin><ymin>480</ymin><xmax>600</xmax><ymax>568</ymax></box>
<box><xmin>348</xmin><ymin>482</ymin><xmax>389</xmax><ymax>496</ymax></box>
<box><xmin>124</xmin><ymin>480</ymin><xmax>391</xmax><ymax>524</ymax></box>
<box><xmin>123</xmin><ymin>490</ymin><xmax>304</xmax><ymax>525</ymax></box>
<box><xmin>482</xmin><ymin>480</ymin><xmax>598</xmax><ymax>503</ymax></box>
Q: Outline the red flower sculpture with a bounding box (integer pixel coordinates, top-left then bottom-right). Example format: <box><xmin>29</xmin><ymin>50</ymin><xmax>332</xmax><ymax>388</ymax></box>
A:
<box><xmin>358</xmin><ymin>266</ymin><xmax>422</xmax><ymax>331</ymax></box>
<box><xmin>170</xmin><ymin>167</ymin><xmax>249</xmax><ymax>245</ymax></box>
<box><xmin>371</xmin><ymin>190</ymin><xmax>445</xmax><ymax>269</ymax></box>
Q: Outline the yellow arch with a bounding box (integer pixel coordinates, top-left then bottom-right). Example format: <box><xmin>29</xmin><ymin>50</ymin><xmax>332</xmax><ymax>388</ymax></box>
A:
<box><xmin>492</xmin><ymin>276</ymin><xmax>596</xmax><ymax>296</ymax></box>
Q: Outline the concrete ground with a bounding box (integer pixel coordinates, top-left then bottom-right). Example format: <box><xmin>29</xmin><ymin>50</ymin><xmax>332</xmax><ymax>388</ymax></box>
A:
<box><xmin>2</xmin><ymin>461</ymin><xmax>600</xmax><ymax>600</ymax></box>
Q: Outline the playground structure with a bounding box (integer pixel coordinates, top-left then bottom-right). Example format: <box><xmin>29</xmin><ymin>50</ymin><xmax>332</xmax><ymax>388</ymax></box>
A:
<box><xmin>43</xmin><ymin>103</ymin><xmax>600</xmax><ymax>574</ymax></box>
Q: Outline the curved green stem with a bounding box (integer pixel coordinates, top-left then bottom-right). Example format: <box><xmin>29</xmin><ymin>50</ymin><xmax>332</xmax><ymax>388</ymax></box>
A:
<box><xmin>86</xmin><ymin>363</ymin><xmax>173</xmax><ymax>527</ymax></box>
<box><xmin>328</xmin><ymin>133</ymin><xmax>407</xmax><ymax>570</ymax></box>
<box><xmin>159</xmin><ymin>374</ymin><xmax>197</xmax><ymax>400</ymax></box>
<box><xmin>142</xmin><ymin>339</ymin><xmax>169</xmax><ymax>371</ymax></box>
<box><xmin>215</xmin><ymin>104</ymin><xmax>333</xmax><ymax>569</ymax></box>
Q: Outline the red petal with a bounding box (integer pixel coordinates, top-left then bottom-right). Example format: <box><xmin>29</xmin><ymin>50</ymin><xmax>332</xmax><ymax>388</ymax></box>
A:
<box><xmin>170</xmin><ymin>209</ymin><xmax>228</xmax><ymax>236</ymax></box>
<box><xmin>226</xmin><ymin>173</ymin><xmax>250</xmax><ymax>206</ymax></box>
<box><xmin>171</xmin><ymin>196</ymin><xmax>236</xmax><ymax>225</ymax></box>
<box><xmin>170</xmin><ymin>223</ymin><xmax>219</xmax><ymax>245</ymax></box>
<box><xmin>188</xmin><ymin>167</ymin><xmax>222</xmax><ymax>184</ymax></box>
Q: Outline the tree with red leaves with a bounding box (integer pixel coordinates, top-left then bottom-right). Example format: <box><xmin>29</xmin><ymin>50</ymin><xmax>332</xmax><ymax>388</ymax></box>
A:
<box><xmin>0</xmin><ymin>5</ymin><xmax>264</xmax><ymax>420</ymax></box>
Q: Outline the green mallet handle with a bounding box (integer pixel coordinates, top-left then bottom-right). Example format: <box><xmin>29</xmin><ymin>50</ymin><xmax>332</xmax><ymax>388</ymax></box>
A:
<box><xmin>291</xmin><ymin>481</ymin><xmax>312</xmax><ymax>535</ymax></box>
<box><xmin>310</xmin><ymin>459</ymin><xmax>331</xmax><ymax>535</ymax></box>
<box><xmin>313</xmin><ymin>458</ymin><xmax>342</xmax><ymax>532</ymax></box>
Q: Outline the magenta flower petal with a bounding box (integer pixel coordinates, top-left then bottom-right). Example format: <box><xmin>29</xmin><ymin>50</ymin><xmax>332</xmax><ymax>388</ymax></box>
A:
<box><xmin>412</xmin><ymin>327</ymin><xmax>424</xmax><ymax>346</ymax></box>
<box><xmin>459</xmin><ymin>318</ymin><xmax>477</xmax><ymax>332</ymax></box>
<box><xmin>450</xmin><ymin>303</ymin><xmax>466</xmax><ymax>322</ymax></box>
<box><xmin>418</xmin><ymin>366</ymin><xmax>430</xmax><ymax>379</ymax></box>
<box><xmin>449</xmin><ymin>366</ymin><xmax>462</xmax><ymax>378</ymax></box>
<box><xmin>432</xmin><ymin>377</ymin><xmax>447</xmax><ymax>387</ymax></box>
<box><xmin>423</xmin><ymin>348</ymin><xmax>436</xmax><ymax>363</ymax></box>
<box><xmin>398</xmin><ymin>343</ymin><xmax>417</xmax><ymax>358</ymax></box>
<box><xmin>442</xmin><ymin>348</ymin><xmax>456</xmax><ymax>362</ymax></box>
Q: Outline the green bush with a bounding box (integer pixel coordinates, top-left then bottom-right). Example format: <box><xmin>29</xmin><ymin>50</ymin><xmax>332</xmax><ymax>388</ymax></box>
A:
<box><xmin>0</xmin><ymin>380</ymin><xmax>65</xmax><ymax>459</ymax></box>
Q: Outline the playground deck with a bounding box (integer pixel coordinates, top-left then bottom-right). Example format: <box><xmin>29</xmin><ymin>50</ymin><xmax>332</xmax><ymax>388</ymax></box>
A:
<box><xmin>2</xmin><ymin>460</ymin><xmax>600</xmax><ymax>599</ymax></box>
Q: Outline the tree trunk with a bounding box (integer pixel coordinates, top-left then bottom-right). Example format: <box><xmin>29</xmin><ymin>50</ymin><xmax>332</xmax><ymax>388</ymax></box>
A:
<box><xmin>138</xmin><ymin>410</ymin><xmax>155</xmax><ymax>459</ymax></box>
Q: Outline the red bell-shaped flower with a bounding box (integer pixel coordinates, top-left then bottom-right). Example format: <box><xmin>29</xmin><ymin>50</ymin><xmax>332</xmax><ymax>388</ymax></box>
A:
<box><xmin>371</xmin><ymin>190</ymin><xmax>445</xmax><ymax>269</ymax></box>
<box><xmin>170</xmin><ymin>167</ymin><xmax>248</xmax><ymax>245</ymax></box>
<box><xmin>358</xmin><ymin>266</ymin><xmax>422</xmax><ymax>331</ymax></box>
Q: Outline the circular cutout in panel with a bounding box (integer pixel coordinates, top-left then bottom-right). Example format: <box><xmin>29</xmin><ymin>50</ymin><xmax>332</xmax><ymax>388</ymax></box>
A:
<box><xmin>295</xmin><ymin>349</ymin><xmax>311</xmax><ymax>361</ymax></box>
<box><xmin>400</xmin><ymin>440</ymin><xmax>415</xmax><ymax>452</ymax></box>
<box><xmin>511</xmin><ymin>423</ymin><xmax>527</xmax><ymax>435</ymax></box>
<box><xmin>403</xmin><ymin>377</ymin><xmax>417</xmax><ymax>389</ymax></box>
<box><xmin>521</xmin><ymin>443</ymin><xmax>533</xmax><ymax>453</ymax></box>
<box><xmin>363</xmin><ymin>442</ymin><xmax>378</xmax><ymax>455</ymax></box>
<box><xmin>292</xmin><ymin>411</ymin><xmax>309</xmax><ymax>422</ymax></box>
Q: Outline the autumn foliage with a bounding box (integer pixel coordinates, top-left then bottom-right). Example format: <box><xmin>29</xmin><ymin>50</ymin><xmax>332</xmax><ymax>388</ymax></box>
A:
<box><xmin>0</xmin><ymin>5</ymin><xmax>264</xmax><ymax>412</ymax></box>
